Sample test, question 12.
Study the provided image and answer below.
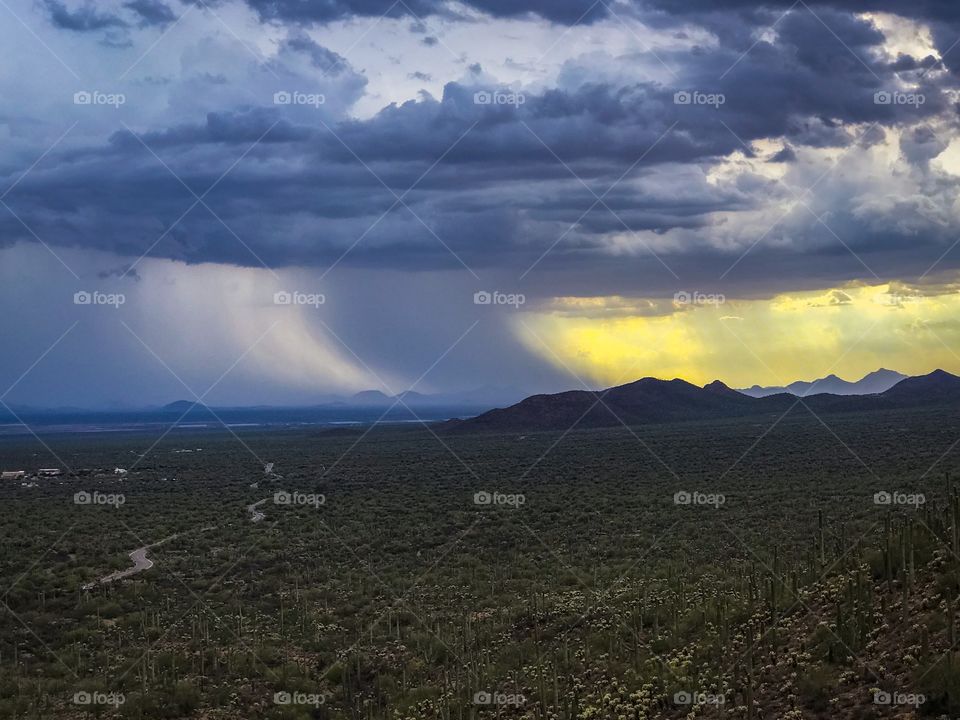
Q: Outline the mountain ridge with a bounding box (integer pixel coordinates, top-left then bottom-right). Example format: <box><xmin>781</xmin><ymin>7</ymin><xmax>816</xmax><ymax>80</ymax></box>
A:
<box><xmin>449</xmin><ymin>369</ymin><xmax>960</xmax><ymax>433</ymax></box>
<box><xmin>739</xmin><ymin>368</ymin><xmax>907</xmax><ymax>398</ymax></box>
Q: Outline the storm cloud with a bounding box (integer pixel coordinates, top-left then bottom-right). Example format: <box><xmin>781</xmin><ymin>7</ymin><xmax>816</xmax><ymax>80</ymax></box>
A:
<box><xmin>4</xmin><ymin>0</ymin><xmax>959</xmax><ymax>297</ymax></box>
<box><xmin>3</xmin><ymin>0</ymin><xmax>960</xmax><ymax>404</ymax></box>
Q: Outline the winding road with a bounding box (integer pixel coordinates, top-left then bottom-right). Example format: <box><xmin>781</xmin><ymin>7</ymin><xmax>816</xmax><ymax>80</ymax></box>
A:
<box><xmin>248</xmin><ymin>498</ymin><xmax>268</xmax><ymax>523</ymax></box>
<box><xmin>82</xmin><ymin>526</ymin><xmax>215</xmax><ymax>591</ymax></box>
<box><xmin>82</xmin><ymin>539</ymin><xmax>167</xmax><ymax>590</ymax></box>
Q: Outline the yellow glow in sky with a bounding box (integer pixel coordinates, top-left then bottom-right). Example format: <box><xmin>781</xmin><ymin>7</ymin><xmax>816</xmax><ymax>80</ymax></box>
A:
<box><xmin>516</xmin><ymin>281</ymin><xmax>960</xmax><ymax>389</ymax></box>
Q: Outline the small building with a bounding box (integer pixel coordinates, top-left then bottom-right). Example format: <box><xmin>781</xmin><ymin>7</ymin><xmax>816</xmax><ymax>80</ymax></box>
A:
<box><xmin>114</xmin><ymin>468</ymin><xmax>128</xmax><ymax>476</ymax></box>
<box><xmin>1</xmin><ymin>471</ymin><xmax>25</xmax><ymax>480</ymax></box>
<box><xmin>37</xmin><ymin>468</ymin><xmax>62</xmax><ymax>477</ymax></box>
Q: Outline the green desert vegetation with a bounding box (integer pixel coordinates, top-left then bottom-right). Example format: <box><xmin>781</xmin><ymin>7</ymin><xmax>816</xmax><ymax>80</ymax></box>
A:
<box><xmin>0</xmin><ymin>405</ymin><xmax>958</xmax><ymax>718</ymax></box>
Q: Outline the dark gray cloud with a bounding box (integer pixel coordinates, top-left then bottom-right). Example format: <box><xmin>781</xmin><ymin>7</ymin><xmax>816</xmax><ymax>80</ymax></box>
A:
<box><xmin>8</xmin><ymin>0</ymin><xmax>960</xmax><ymax>303</ymax></box>
<box><xmin>42</xmin><ymin>0</ymin><xmax>177</xmax><ymax>35</ymax></box>
<box><xmin>641</xmin><ymin>0</ymin><xmax>960</xmax><ymax>76</ymax></box>
<box><xmin>123</xmin><ymin>0</ymin><xmax>177</xmax><ymax>27</ymax></box>
<box><xmin>36</xmin><ymin>0</ymin><xmax>960</xmax><ymax>37</ymax></box>
<box><xmin>10</xmin><ymin>0</ymin><xmax>960</xmax><ymax>406</ymax></box>
<box><xmin>239</xmin><ymin>0</ymin><xmax>608</xmax><ymax>25</ymax></box>
<box><xmin>280</xmin><ymin>31</ymin><xmax>349</xmax><ymax>71</ymax></box>
<box><xmin>643</xmin><ymin>0</ymin><xmax>960</xmax><ymax>24</ymax></box>
<box><xmin>227</xmin><ymin>0</ymin><xmax>960</xmax><ymax>29</ymax></box>
<box><xmin>43</xmin><ymin>0</ymin><xmax>127</xmax><ymax>30</ymax></box>
<box><xmin>770</xmin><ymin>144</ymin><xmax>796</xmax><ymax>162</ymax></box>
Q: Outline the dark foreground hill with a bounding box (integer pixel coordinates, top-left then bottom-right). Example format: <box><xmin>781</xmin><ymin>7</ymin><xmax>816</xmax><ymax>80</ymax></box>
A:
<box><xmin>449</xmin><ymin>369</ymin><xmax>960</xmax><ymax>433</ymax></box>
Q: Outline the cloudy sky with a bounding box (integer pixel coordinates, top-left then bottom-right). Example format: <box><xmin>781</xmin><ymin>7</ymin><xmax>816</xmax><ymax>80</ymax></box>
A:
<box><xmin>3</xmin><ymin>0</ymin><xmax>960</xmax><ymax>407</ymax></box>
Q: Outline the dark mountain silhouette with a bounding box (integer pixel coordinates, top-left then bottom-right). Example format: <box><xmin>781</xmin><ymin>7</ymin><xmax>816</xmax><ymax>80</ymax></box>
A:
<box><xmin>853</xmin><ymin>368</ymin><xmax>909</xmax><ymax>394</ymax></box>
<box><xmin>877</xmin><ymin>369</ymin><xmax>960</xmax><ymax>403</ymax></box>
<box><xmin>350</xmin><ymin>387</ymin><xmax>524</xmax><ymax>408</ymax></box>
<box><xmin>162</xmin><ymin>400</ymin><xmax>211</xmax><ymax>413</ymax></box>
<box><xmin>351</xmin><ymin>390</ymin><xmax>393</xmax><ymax>406</ymax></box>
<box><xmin>703</xmin><ymin>379</ymin><xmax>748</xmax><ymax>399</ymax></box>
<box><xmin>739</xmin><ymin>368</ymin><xmax>906</xmax><ymax>397</ymax></box>
<box><xmin>456</xmin><ymin>377</ymin><xmax>780</xmax><ymax>432</ymax></box>
<box><xmin>451</xmin><ymin>370</ymin><xmax>960</xmax><ymax>433</ymax></box>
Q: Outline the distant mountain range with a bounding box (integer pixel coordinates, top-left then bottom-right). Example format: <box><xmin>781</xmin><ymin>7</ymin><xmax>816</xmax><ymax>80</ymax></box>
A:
<box><xmin>450</xmin><ymin>370</ymin><xmax>960</xmax><ymax>433</ymax></box>
<box><xmin>162</xmin><ymin>400</ymin><xmax>209</xmax><ymax>413</ymax></box>
<box><xmin>0</xmin><ymin>387</ymin><xmax>526</xmax><ymax>434</ymax></box>
<box><xmin>7</xmin><ymin>370</ymin><xmax>958</xmax><ymax>437</ymax></box>
<box><xmin>738</xmin><ymin>368</ymin><xmax>907</xmax><ymax>397</ymax></box>
<box><xmin>346</xmin><ymin>386</ymin><xmax>524</xmax><ymax>408</ymax></box>
<box><xmin>3</xmin><ymin>386</ymin><xmax>524</xmax><ymax>417</ymax></box>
